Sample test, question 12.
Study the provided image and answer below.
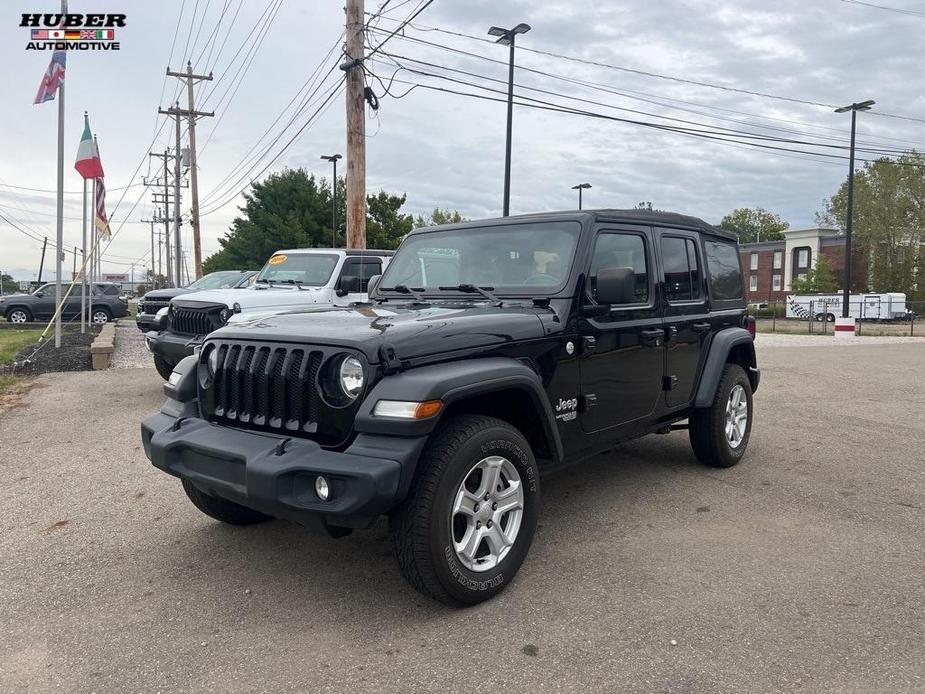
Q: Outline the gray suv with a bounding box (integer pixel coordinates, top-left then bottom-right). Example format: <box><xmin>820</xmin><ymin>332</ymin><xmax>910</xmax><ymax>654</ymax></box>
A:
<box><xmin>0</xmin><ymin>282</ymin><xmax>128</xmax><ymax>324</ymax></box>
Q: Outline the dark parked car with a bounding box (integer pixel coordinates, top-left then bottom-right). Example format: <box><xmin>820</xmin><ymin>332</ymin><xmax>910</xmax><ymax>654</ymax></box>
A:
<box><xmin>136</xmin><ymin>270</ymin><xmax>256</xmax><ymax>332</ymax></box>
<box><xmin>142</xmin><ymin>210</ymin><xmax>759</xmax><ymax>606</ymax></box>
<box><xmin>1</xmin><ymin>282</ymin><xmax>127</xmax><ymax>324</ymax></box>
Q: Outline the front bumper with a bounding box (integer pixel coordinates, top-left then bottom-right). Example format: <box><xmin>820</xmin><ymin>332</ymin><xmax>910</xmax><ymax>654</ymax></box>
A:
<box><xmin>146</xmin><ymin>330</ymin><xmax>198</xmax><ymax>365</ymax></box>
<box><xmin>141</xmin><ymin>410</ymin><xmax>426</xmax><ymax>529</ymax></box>
<box><xmin>136</xmin><ymin>312</ymin><xmax>158</xmax><ymax>332</ymax></box>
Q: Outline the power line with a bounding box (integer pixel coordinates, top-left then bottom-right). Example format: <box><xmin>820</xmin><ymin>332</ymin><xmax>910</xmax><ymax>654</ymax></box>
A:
<box><xmin>364</xmin><ymin>0</ymin><xmax>434</xmax><ymax>60</ymax></box>
<box><xmin>366</xmin><ymin>18</ymin><xmax>925</xmax><ymax>126</ymax></box>
<box><xmin>839</xmin><ymin>0</ymin><xmax>925</xmax><ymax>17</ymax></box>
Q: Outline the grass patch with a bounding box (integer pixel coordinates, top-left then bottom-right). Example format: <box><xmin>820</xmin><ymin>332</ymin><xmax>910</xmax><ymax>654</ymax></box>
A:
<box><xmin>0</xmin><ymin>329</ymin><xmax>43</xmax><ymax>364</ymax></box>
<box><xmin>0</xmin><ymin>375</ymin><xmax>23</xmax><ymax>395</ymax></box>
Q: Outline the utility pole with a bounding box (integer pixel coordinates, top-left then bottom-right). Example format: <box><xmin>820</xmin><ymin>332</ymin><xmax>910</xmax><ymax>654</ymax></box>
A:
<box><xmin>37</xmin><ymin>236</ymin><xmax>48</xmax><ymax>284</ymax></box>
<box><xmin>342</xmin><ymin>0</ymin><xmax>367</xmax><ymax>248</ymax></box>
<box><xmin>142</xmin><ymin>217</ymin><xmax>156</xmax><ymax>289</ymax></box>
<box><xmin>147</xmin><ymin>151</ymin><xmax>178</xmax><ymax>286</ymax></box>
<box><xmin>164</xmin><ymin>64</ymin><xmax>213</xmax><ymax>278</ymax></box>
<box><xmin>488</xmin><ymin>22</ymin><xmax>531</xmax><ymax>217</ymax></box>
<box><xmin>835</xmin><ymin>99</ymin><xmax>875</xmax><ymax>322</ymax></box>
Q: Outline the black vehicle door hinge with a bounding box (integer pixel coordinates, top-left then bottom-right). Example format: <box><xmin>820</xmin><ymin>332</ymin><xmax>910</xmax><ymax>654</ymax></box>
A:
<box><xmin>581</xmin><ymin>336</ymin><xmax>596</xmax><ymax>354</ymax></box>
<box><xmin>378</xmin><ymin>344</ymin><xmax>403</xmax><ymax>375</ymax></box>
<box><xmin>663</xmin><ymin>375</ymin><xmax>678</xmax><ymax>391</ymax></box>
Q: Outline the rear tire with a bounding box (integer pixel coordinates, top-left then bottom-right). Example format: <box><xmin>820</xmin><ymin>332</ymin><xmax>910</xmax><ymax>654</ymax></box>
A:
<box><xmin>689</xmin><ymin>364</ymin><xmax>753</xmax><ymax>468</ymax></box>
<box><xmin>181</xmin><ymin>479</ymin><xmax>271</xmax><ymax>526</ymax></box>
<box><xmin>153</xmin><ymin>355</ymin><xmax>175</xmax><ymax>380</ymax></box>
<box><xmin>389</xmin><ymin>415</ymin><xmax>540</xmax><ymax>607</ymax></box>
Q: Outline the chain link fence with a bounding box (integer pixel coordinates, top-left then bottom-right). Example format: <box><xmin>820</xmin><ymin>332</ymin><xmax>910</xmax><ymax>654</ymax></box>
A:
<box><xmin>747</xmin><ymin>299</ymin><xmax>924</xmax><ymax>336</ymax></box>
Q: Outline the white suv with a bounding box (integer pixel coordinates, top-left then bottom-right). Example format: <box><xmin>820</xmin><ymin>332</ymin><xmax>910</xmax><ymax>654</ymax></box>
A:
<box><xmin>146</xmin><ymin>249</ymin><xmax>393</xmax><ymax>378</ymax></box>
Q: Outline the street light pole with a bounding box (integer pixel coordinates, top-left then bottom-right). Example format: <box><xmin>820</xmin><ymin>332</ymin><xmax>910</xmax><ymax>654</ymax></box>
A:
<box><xmin>572</xmin><ymin>182</ymin><xmax>591</xmax><ymax>210</ymax></box>
<box><xmin>321</xmin><ymin>154</ymin><xmax>342</xmax><ymax>248</ymax></box>
<box><xmin>834</xmin><ymin>99</ymin><xmax>875</xmax><ymax>319</ymax></box>
<box><xmin>488</xmin><ymin>22</ymin><xmax>531</xmax><ymax>217</ymax></box>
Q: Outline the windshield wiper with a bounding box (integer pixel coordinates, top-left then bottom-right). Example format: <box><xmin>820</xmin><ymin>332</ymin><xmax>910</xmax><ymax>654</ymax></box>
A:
<box><xmin>377</xmin><ymin>284</ymin><xmax>427</xmax><ymax>301</ymax></box>
<box><xmin>438</xmin><ymin>284</ymin><xmax>503</xmax><ymax>306</ymax></box>
<box><xmin>255</xmin><ymin>278</ymin><xmax>279</xmax><ymax>288</ymax></box>
<box><xmin>280</xmin><ymin>279</ymin><xmax>309</xmax><ymax>290</ymax></box>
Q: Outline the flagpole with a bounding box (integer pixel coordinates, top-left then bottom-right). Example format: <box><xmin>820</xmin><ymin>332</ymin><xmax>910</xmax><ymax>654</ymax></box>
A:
<box><xmin>54</xmin><ymin>51</ymin><xmax>65</xmax><ymax>348</ymax></box>
<box><xmin>81</xmin><ymin>176</ymin><xmax>87</xmax><ymax>333</ymax></box>
<box><xmin>89</xmin><ymin>178</ymin><xmax>95</xmax><ymax>325</ymax></box>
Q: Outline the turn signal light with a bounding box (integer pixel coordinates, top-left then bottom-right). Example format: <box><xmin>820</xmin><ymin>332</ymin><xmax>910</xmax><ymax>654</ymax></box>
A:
<box><xmin>373</xmin><ymin>399</ymin><xmax>443</xmax><ymax>419</ymax></box>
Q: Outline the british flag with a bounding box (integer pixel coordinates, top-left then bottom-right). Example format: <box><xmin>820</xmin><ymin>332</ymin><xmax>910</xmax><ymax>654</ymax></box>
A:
<box><xmin>34</xmin><ymin>50</ymin><xmax>66</xmax><ymax>105</ymax></box>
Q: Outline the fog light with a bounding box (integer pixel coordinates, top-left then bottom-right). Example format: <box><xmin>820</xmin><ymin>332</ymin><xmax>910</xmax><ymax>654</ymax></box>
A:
<box><xmin>315</xmin><ymin>475</ymin><xmax>330</xmax><ymax>501</ymax></box>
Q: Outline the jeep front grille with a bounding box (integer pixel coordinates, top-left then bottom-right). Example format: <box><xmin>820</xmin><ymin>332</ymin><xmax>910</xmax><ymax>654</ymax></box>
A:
<box><xmin>140</xmin><ymin>300</ymin><xmax>169</xmax><ymax>314</ymax></box>
<box><xmin>171</xmin><ymin>307</ymin><xmax>219</xmax><ymax>336</ymax></box>
<box><xmin>209</xmin><ymin>344</ymin><xmax>323</xmax><ymax>434</ymax></box>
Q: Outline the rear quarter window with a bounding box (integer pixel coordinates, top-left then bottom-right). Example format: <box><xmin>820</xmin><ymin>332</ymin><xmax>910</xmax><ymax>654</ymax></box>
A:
<box><xmin>704</xmin><ymin>240</ymin><xmax>744</xmax><ymax>301</ymax></box>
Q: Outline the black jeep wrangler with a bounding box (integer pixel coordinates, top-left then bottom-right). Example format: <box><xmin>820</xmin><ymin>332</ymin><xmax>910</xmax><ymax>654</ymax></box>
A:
<box><xmin>141</xmin><ymin>210</ymin><xmax>758</xmax><ymax>606</ymax></box>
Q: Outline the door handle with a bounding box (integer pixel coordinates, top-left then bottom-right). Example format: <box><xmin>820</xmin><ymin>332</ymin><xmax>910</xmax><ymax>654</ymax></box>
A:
<box><xmin>692</xmin><ymin>322</ymin><xmax>711</xmax><ymax>333</ymax></box>
<box><xmin>641</xmin><ymin>328</ymin><xmax>663</xmax><ymax>346</ymax></box>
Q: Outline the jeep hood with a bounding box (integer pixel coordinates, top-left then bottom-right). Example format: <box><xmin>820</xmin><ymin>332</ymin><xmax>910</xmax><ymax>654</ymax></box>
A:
<box><xmin>172</xmin><ymin>286</ymin><xmax>333</xmax><ymax>310</ymax></box>
<box><xmin>141</xmin><ymin>287</ymin><xmax>192</xmax><ymax>302</ymax></box>
<box><xmin>208</xmin><ymin>303</ymin><xmax>548</xmax><ymax>363</ymax></box>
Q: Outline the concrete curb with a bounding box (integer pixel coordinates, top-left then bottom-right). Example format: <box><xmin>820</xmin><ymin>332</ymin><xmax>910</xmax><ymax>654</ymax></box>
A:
<box><xmin>91</xmin><ymin>323</ymin><xmax>116</xmax><ymax>370</ymax></box>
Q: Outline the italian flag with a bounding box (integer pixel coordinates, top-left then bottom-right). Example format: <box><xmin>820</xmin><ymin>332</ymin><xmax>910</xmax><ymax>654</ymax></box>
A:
<box><xmin>74</xmin><ymin>113</ymin><xmax>104</xmax><ymax>179</ymax></box>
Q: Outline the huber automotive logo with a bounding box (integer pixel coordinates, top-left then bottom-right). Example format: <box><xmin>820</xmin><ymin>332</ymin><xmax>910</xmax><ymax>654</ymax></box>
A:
<box><xmin>21</xmin><ymin>13</ymin><xmax>125</xmax><ymax>51</ymax></box>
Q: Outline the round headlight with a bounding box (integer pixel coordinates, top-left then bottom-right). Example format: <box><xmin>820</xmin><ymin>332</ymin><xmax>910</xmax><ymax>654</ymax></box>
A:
<box><xmin>207</xmin><ymin>347</ymin><xmax>219</xmax><ymax>376</ymax></box>
<box><xmin>219</xmin><ymin>308</ymin><xmax>231</xmax><ymax>324</ymax></box>
<box><xmin>338</xmin><ymin>356</ymin><xmax>364</xmax><ymax>399</ymax></box>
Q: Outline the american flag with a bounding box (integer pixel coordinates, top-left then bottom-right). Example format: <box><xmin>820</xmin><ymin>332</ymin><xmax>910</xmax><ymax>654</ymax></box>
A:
<box><xmin>34</xmin><ymin>50</ymin><xmax>66</xmax><ymax>105</ymax></box>
<box><xmin>95</xmin><ymin>176</ymin><xmax>110</xmax><ymax>238</ymax></box>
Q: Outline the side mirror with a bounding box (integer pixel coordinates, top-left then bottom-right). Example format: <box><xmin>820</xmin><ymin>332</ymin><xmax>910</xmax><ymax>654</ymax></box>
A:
<box><xmin>35</xmin><ymin>292</ymin><xmax>44</xmax><ymax>297</ymax></box>
<box><xmin>366</xmin><ymin>274</ymin><xmax>382</xmax><ymax>296</ymax></box>
<box><xmin>336</xmin><ymin>275</ymin><xmax>360</xmax><ymax>297</ymax></box>
<box><xmin>593</xmin><ymin>267</ymin><xmax>636</xmax><ymax>306</ymax></box>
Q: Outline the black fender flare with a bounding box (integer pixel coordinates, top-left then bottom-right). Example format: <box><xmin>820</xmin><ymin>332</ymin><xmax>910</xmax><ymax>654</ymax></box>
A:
<box><xmin>694</xmin><ymin>328</ymin><xmax>758</xmax><ymax>408</ymax></box>
<box><xmin>354</xmin><ymin>357</ymin><xmax>564</xmax><ymax>462</ymax></box>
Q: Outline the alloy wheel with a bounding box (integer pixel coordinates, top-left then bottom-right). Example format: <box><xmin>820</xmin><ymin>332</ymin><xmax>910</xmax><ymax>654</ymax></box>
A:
<box><xmin>92</xmin><ymin>311</ymin><xmax>109</xmax><ymax>324</ymax></box>
<box><xmin>725</xmin><ymin>384</ymin><xmax>748</xmax><ymax>448</ymax></box>
<box><xmin>10</xmin><ymin>310</ymin><xmax>28</xmax><ymax>324</ymax></box>
<box><xmin>450</xmin><ymin>455</ymin><xmax>525</xmax><ymax>572</ymax></box>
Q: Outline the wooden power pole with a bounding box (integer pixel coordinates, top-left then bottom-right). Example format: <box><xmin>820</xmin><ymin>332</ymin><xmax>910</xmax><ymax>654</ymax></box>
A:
<box><xmin>165</xmin><ymin>63</ymin><xmax>213</xmax><ymax>279</ymax></box>
<box><xmin>344</xmin><ymin>0</ymin><xmax>367</xmax><ymax>249</ymax></box>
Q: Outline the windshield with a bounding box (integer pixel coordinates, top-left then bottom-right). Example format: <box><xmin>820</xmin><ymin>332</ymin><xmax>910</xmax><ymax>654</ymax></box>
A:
<box><xmin>379</xmin><ymin>221</ymin><xmax>581</xmax><ymax>295</ymax></box>
<box><xmin>188</xmin><ymin>271</ymin><xmax>247</xmax><ymax>290</ymax></box>
<box><xmin>256</xmin><ymin>253</ymin><xmax>338</xmax><ymax>286</ymax></box>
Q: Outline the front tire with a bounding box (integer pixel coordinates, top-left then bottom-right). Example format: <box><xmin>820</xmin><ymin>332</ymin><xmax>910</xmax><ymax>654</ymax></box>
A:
<box><xmin>689</xmin><ymin>364</ymin><xmax>753</xmax><ymax>468</ymax></box>
<box><xmin>181</xmin><ymin>479</ymin><xmax>271</xmax><ymax>526</ymax></box>
<box><xmin>389</xmin><ymin>415</ymin><xmax>540</xmax><ymax>606</ymax></box>
<box><xmin>92</xmin><ymin>309</ymin><xmax>111</xmax><ymax>324</ymax></box>
<box><xmin>7</xmin><ymin>308</ymin><xmax>31</xmax><ymax>323</ymax></box>
<box><xmin>153</xmin><ymin>355</ymin><xmax>175</xmax><ymax>380</ymax></box>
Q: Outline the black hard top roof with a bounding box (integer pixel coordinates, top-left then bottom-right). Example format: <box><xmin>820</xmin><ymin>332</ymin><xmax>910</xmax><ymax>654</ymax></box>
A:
<box><xmin>409</xmin><ymin>209</ymin><xmax>737</xmax><ymax>241</ymax></box>
<box><xmin>274</xmin><ymin>248</ymin><xmax>394</xmax><ymax>256</ymax></box>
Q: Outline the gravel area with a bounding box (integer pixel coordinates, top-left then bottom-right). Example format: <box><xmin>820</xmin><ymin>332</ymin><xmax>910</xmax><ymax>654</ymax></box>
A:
<box><xmin>757</xmin><ymin>333</ymin><xmax>923</xmax><ymax>347</ymax></box>
<box><xmin>111</xmin><ymin>321</ymin><xmax>151</xmax><ymax>370</ymax></box>
<box><xmin>0</xmin><ymin>325</ymin><xmax>99</xmax><ymax>376</ymax></box>
<box><xmin>0</xmin><ymin>344</ymin><xmax>923</xmax><ymax>692</ymax></box>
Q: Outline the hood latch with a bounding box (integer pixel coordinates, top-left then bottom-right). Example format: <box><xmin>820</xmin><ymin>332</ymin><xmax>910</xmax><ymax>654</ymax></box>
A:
<box><xmin>379</xmin><ymin>344</ymin><xmax>403</xmax><ymax>375</ymax></box>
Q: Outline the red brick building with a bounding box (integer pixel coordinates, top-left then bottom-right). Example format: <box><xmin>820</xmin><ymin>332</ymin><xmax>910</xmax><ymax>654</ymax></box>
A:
<box><xmin>738</xmin><ymin>228</ymin><xmax>868</xmax><ymax>303</ymax></box>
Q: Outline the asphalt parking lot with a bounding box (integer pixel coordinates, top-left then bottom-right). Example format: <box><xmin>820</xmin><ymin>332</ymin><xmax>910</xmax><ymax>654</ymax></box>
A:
<box><xmin>1</xmin><ymin>339</ymin><xmax>923</xmax><ymax>693</ymax></box>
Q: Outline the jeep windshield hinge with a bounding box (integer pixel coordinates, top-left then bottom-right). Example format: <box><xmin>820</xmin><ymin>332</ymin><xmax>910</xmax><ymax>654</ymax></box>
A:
<box><xmin>379</xmin><ymin>344</ymin><xmax>403</xmax><ymax>375</ymax></box>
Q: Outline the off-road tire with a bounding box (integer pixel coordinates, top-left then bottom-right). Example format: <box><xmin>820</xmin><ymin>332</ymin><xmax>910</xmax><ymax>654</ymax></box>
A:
<box><xmin>153</xmin><ymin>355</ymin><xmax>175</xmax><ymax>381</ymax></box>
<box><xmin>6</xmin><ymin>308</ymin><xmax>32</xmax><ymax>323</ymax></box>
<box><xmin>389</xmin><ymin>415</ymin><xmax>540</xmax><ymax>607</ymax></box>
<box><xmin>689</xmin><ymin>363</ymin><xmax>753</xmax><ymax>468</ymax></box>
<box><xmin>181</xmin><ymin>479</ymin><xmax>271</xmax><ymax>526</ymax></box>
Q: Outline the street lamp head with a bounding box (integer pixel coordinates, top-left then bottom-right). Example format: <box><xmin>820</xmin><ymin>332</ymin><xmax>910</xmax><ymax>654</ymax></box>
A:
<box><xmin>572</xmin><ymin>182</ymin><xmax>592</xmax><ymax>190</ymax></box>
<box><xmin>834</xmin><ymin>99</ymin><xmax>876</xmax><ymax>113</ymax></box>
<box><xmin>320</xmin><ymin>154</ymin><xmax>342</xmax><ymax>162</ymax></box>
<box><xmin>488</xmin><ymin>23</ymin><xmax>531</xmax><ymax>45</ymax></box>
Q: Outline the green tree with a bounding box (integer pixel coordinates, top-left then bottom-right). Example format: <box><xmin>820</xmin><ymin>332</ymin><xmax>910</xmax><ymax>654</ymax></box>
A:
<box><xmin>0</xmin><ymin>273</ymin><xmax>18</xmax><ymax>295</ymax></box>
<box><xmin>720</xmin><ymin>207</ymin><xmax>789</xmax><ymax>244</ymax></box>
<box><xmin>819</xmin><ymin>152</ymin><xmax>925</xmax><ymax>298</ymax></box>
<box><xmin>790</xmin><ymin>253</ymin><xmax>839</xmax><ymax>293</ymax></box>
<box><xmin>414</xmin><ymin>208</ymin><xmax>467</xmax><ymax>228</ymax></box>
<box><xmin>202</xmin><ymin>169</ymin><xmax>415</xmax><ymax>272</ymax></box>
<box><xmin>634</xmin><ymin>201</ymin><xmax>654</xmax><ymax>211</ymax></box>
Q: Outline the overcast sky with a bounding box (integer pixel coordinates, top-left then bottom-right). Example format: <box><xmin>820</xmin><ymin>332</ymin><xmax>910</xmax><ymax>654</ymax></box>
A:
<box><xmin>2</xmin><ymin>0</ymin><xmax>924</xmax><ymax>282</ymax></box>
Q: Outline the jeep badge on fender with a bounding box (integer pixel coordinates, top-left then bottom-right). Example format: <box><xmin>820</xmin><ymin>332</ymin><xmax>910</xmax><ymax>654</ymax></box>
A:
<box><xmin>141</xmin><ymin>209</ymin><xmax>759</xmax><ymax>607</ymax></box>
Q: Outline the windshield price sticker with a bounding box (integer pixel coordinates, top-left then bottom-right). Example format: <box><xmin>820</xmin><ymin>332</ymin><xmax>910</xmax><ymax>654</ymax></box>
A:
<box><xmin>268</xmin><ymin>255</ymin><xmax>288</xmax><ymax>265</ymax></box>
